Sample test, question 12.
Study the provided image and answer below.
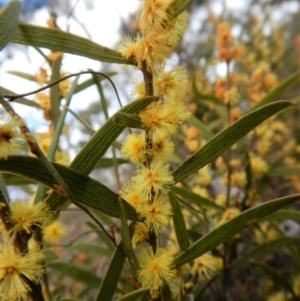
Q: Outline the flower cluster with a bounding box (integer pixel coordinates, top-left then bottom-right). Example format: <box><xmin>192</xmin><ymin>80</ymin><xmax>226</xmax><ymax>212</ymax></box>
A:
<box><xmin>0</xmin><ymin>116</ymin><xmax>27</xmax><ymax>160</ymax></box>
<box><xmin>0</xmin><ymin>199</ymin><xmax>52</xmax><ymax>300</ymax></box>
<box><xmin>118</xmin><ymin>0</ymin><xmax>190</xmax><ymax>292</ymax></box>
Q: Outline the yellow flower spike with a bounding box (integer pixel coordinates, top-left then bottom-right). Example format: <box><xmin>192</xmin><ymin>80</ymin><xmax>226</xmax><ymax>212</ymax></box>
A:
<box><xmin>0</xmin><ymin>240</ymin><xmax>45</xmax><ymax>301</ymax></box>
<box><xmin>9</xmin><ymin>199</ymin><xmax>52</xmax><ymax>235</ymax></box>
<box><xmin>139</xmin><ymin>102</ymin><xmax>177</xmax><ymax>135</ymax></box>
<box><xmin>135</xmin><ymin>29</ymin><xmax>172</xmax><ymax>71</ymax></box>
<box><xmin>43</xmin><ymin>220</ymin><xmax>66</xmax><ymax>244</ymax></box>
<box><xmin>133</xmin><ymin>160</ymin><xmax>174</xmax><ymax>198</ymax></box>
<box><xmin>0</xmin><ymin>116</ymin><xmax>25</xmax><ymax>160</ymax></box>
<box><xmin>139</xmin><ymin>193</ymin><xmax>172</xmax><ymax>233</ymax></box>
<box><xmin>191</xmin><ymin>252</ymin><xmax>216</xmax><ymax>280</ymax></box>
<box><xmin>121</xmin><ymin>132</ymin><xmax>148</xmax><ymax>163</ymax></box>
<box><xmin>140</xmin><ymin>101</ymin><xmax>190</xmax><ymax>136</ymax></box>
<box><xmin>137</xmin><ymin>0</ymin><xmax>174</xmax><ymax>34</ymax></box>
<box><xmin>138</xmin><ymin>247</ymin><xmax>174</xmax><ymax>289</ymax></box>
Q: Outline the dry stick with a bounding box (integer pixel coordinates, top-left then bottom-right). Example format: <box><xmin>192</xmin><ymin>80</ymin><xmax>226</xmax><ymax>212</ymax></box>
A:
<box><xmin>141</xmin><ymin>62</ymin><xmax>157</xmax><ymax>255</ymax></box>
<box><xmin>0</xmin><ymin>95</ymin><xmax>116</xmax><ymax>247</ymax></box>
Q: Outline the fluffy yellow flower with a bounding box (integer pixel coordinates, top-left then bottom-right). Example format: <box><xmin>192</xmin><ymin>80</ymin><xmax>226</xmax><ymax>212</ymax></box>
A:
<box><xmin>132</xmin><ymin>222</ymin><xmax>148</xmax><ymax>244</ymax></box>
<box><xmin>139</xmin><ymin>194</ymin><xmax>172</xmax><ymax>233</ymax></box>
<box><xmin>196</xmin><ymin>165</ymin><xmax>212</xmax><ymax>187</ymax></box>
<box><xmin>139</xmin><ymin>101</ymin><xmax>178</xmax><ymax>135</ymax></box>
<box><xmin>152</xmin><ymin>132</ymin><xmax>174</xmax><ymax>161</ymax></box>
<box><xmin>138</xmin><ymin>247</ymin><xmax>174</xmax><ymax>289</ymax></box>
<box><xmin>9</xmin><ymin>199</ymin><xmax>52</xmax><ymax>235</ymax></box>
<box><xmin>250</xmin><ymin>154</ymin><xmax>268</xmax><ymax>176</ymax></box>
<box><xmin>116</xmin><ymin>36</ymin><xmax>139</xmax><ymax>61</ymax></box>
<box><xmin>130</xmin><ymin>79</ymin><xmax>146</xmax><ymax>98</ymax></box>
<box><xmin>191</xmin><ymin>252</ymin><xmax>216</xmax><ymax>280</ymax></box>
<box><xmin>140</xmin><ymin>101</ymin><xmax>190</xmax><ymax>135</ymax></box>
<box><xmin>132</xmin><ymin>160</ymin><xmax>174</xmax><ymax>198</ymax></box>
<box><xmin>120</xmin><ymin>180</ymin><xmax>147</xmax><ymax>210</ymax></box>
<box><xmin>0</xmin><ymin>116</ymin><xmax>25</xmax><ymax>159</ymax></box>
<box><xmin>43</xmin><ymin>221</ymin><xmax>66</xmax><ymax>244</ymax></box>
<box><xmin>135</xmin><ymin>29</ymin><xmax>173</xmax><ymax>71</ymax></box>
<box><xmin>137</xmin><ymin>0</ymin><xmax>174</xmax><ymax>33</ymax></box>
<box><xmin>154</xmin><ymin>65</ymin><xmax>189</xmax><ymax>101</ymax></box>
<box><xmin>121</xmin><ymin>132</ymin><xmax>148</xmax><ymax>163</ymax></box>
<box><xmin>0</xmin><ymin>240</ymin><xmax>45</xmax><ymax>301</ymax></box>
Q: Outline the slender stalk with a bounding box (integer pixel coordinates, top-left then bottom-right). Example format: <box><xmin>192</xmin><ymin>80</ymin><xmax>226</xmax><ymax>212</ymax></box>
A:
<box><xmin>223</xmin><ymin>60</ymin><xmax>232</xmax><ymax>301</ymax></box>
<box><xmin>141</xmin><ymin>61</ymin><xmax>158</xmax><ymax>256</ymax></box>
<box><xmin>2</xmin><ymin>71</ymin><xmax>122</xmax><ymax>108</ymax></box>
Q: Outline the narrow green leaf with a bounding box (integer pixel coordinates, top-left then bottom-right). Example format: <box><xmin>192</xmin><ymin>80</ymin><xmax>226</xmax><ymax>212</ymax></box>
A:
<box><xmin>0</xmin><ymin>87</ymin><xmax>40</xmax><ymax>108</ymax></box>
<box><xmin>172</xmin><ymin>187</ymin><xmax>222</xmax><ymax>210</ymax></box>
<box><xmin>115</xmin><ymin>288</ymin><xmax>149</xmax><ymax>301</ymax></box>
<box><xmin>48</xmin><ymin>75</ymin><xmax>80</xmax><ymax>160</ymax></box>
<box><xmin>2</xmin><ymin>174</ymin><xmax>34</xmax><ymax>185</ymax></box>
<box><xmin>66</xmin><ymin>243</ymin><xmax>110</xmax><ymax>256</ymax></box>
<box><xmin>251</xmin><ymin>260</ymin><xmax>296</xmax><ymax>297</ymax></box>
<box><xmin>61</xmin><ymin>299</ymin><xmax>82</xmax><ymax>301</ymax></box>
<box><xmin>92</xmin><ymin>72</ymin><xmax>109</xmax><ymax>119</ymax></box>
<box><xmin>189</xmin><ymin>115</ymin><xmax>214</xmax><ymax>140</ymax></box>
<box><xmin>0</xmin><ymin>156</ymin><xmax>138</xmax><ymax>220</ymax></box>
<box><xmin>46</xmin><ymin>96</ymin><xmax>153</xmax><ymax>211</ymax></box>
<box><xmin>263</xmin><ymin>209</ymin><xmax>300</xmax><ymax>222</ymax></box>
<box><xmin>232</xmin><ymin>237</ymin><xmax>300</xmax><ymax>268</ymax></box>
<box><xmin>12</xmin><ymin>22</ymin><xmax>135</xmax><ymax>65</ymax></box>
<box><xmin>194</xmin><ymin>273</ymin><xmax>221</xmax><ymax>300</ymax></box>
<box><xmin>48</xmin><ymin>262</ymin><xmax>101</xmax><ymax>288</ymax></box>
<box><xmin>0</xmin><ymin>0</ymin><xmax>22</xmax><ymax>49</ymax></box>
<box><xmin>6</xmin><ymin>70</ymin><xmax>36</xmax><ymax>81</ymax></box>
<box><xmin>96</xmin><ymin>242</ymin><xmax>127</xmax><ymax>301</ymax></box>
<box><xmin>268</xmin><ymin>167</ymin><xmax>300</xmax><ymax>177</ymax></box>
<box><xmin>192</xmin><ymin>76</ymin><xmax>222</xmax><ymax>103</ymax></box>
<box><xmin>173</xmin><ymin>101</ymin><xmax>293</xmax><ymax>183</ymax></box>
<box><xmin>170</xmin><ymin>0</ymin><xmax>194</xmax><ymax>17</ymax></box>
<box><xmin>169</xmin><ymin>192</ymin><xmax>190</xmax><ymax>251</ymax></box>
<box><xmin>95</xmin><ymin>158</ymin><xmax>130</xmax><ymax>169</ymax></box>
<box><xmin>251</xmin><ymin>71</ymin><xmax>300</xmax><ymax>111</ymax></box>
<box><xmin>112</xmin><ymin>112</ymin><xmax>143</xmax><ymax>129</ymax></box>
<box><xmin>174</xmin><ymin>193</ymin><xmax>300</xmax><ymax>267</ymax></box>
<box><xmin>50</xmin><ymin>55</ymin><xmax>62</xmax><ymax>127</ymax></box>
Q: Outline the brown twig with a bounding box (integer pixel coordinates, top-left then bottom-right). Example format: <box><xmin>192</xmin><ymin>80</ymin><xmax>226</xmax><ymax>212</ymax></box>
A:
<box><xmin>2</xmin><ymin>70</ymin><xmax>123</xmax><ymax>109</ymax></box>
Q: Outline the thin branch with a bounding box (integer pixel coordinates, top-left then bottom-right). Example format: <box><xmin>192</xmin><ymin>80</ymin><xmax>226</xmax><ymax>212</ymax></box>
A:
<box><xmin>3</xmin><ymin>70</ymin><xmax>123</xmax><ymax>109</ymax></box>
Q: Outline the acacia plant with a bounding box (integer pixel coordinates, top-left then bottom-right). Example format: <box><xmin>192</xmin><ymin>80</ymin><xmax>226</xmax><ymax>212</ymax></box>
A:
<box><xmin>0</xmin><ymin>0</ymin><xmax>300</xmax><ymax>300</ymax></box>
